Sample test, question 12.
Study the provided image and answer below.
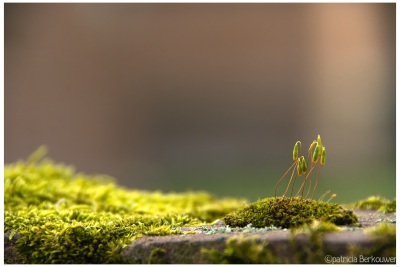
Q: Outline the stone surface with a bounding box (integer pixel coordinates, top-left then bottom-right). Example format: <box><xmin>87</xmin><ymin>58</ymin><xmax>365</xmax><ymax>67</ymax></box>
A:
<box><xmin>122</xmin><ymin>228</ymin><xmax>377</xmax><ymax>263</ymax></box>
<box><xmin>4</xmin><ymin>233</ymin><xmax>20</xmax><ymax>264</ymax></box>
<box><xmin>122</xmin><ymin>209</ymin><xmax>395</xmax><ymax>263</ymax></box>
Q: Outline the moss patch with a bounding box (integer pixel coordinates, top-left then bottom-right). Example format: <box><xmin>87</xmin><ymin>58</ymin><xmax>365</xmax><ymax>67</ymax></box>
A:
<box><xmin>348</xmin><ymin>223</ymin><xmax>396</xmax><ymax>261</ymax></box>
<box><xmin>223</xmin><ymin>197</ymin><xmax>358</xmax><ymax>228</ymax></box>
<box><xmin>4</xmin><ymin>151</ymin><xmax>247</xmax><ymax>263</ymax></box>
<box><xmin>148</xmin><ymin>247</ymin><xmax>168</xmax><ymax>264</ymax></box>
<box><xmin>203</xmin><ymin>221</ymin><xmax>342</xmax><ymax>264</ymax></box>
<box><xmin>350</xmin><ymin>196</ymin><xmax>396</xmax><ymax>214</ymax></box>
<box><xmin>202</xmin><ymin>236</ymin><xmax>279</xmax><ymax>264</ymax></box>
<box><xmin>291</xmin><ymin>220</ymin><xmax>342</xmax><ymax>234</ymax></box>
<box><xmin>289</xmin><ymin>220</ymin><xmax>343</xmax><ymax>263</ymax></box>
<box><xmin>365</xmin><ymin>222</ymin><xmax>396</xmax><ymax>236</ymax></box>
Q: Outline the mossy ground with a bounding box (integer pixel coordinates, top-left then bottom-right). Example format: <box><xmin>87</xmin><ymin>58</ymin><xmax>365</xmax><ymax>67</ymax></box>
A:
<box><xmin>202</xmin><ymin>236</ymin><xmax>279</xmax><ymax>264</ymax></box>
<box><xmin>4</xmin><ymin>152</ymin><xmax>246</xmax><ymax>263</ymax></box>
<box><xmin>349</xmin><ymin>196</ymin><xmax>396</xmax><ymax>214</ymax></box>
<box><xmin>202</xmin><ymin>221</ymin><xmax>396</xmax><ymax>264</ymax></box>
<box><xmin>223</xmin><ymin>197</ymin><xmax>358</xmax><ymax>228</ymax></box>
<box><xmin>4</xmin><ymin>149</ymin><xmax>394</xmax><ymax>264</ymax></box>
<box><xmin>203</xmin><ymin>220</ymin><xmax>342</xmax><ymax>264</ymax></box>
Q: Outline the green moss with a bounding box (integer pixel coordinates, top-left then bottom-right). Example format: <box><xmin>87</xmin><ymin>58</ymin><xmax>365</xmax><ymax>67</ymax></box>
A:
<box><xmin>291</xmin><ymin>220</ymin><xmax>342</xmax><ymax>234</ymax></box>
<box><xmin>199</xmin><ymin>223</ymin><xmax>279</xmax><ymax>235</ymax></box>
<box><xmin>290</xmin><ymin>220</ymin><xmax>342</xmax><ymax>263</ymax></box>
<box><xmin>4</xmin><ymin>151</ymin><xmax>247</xmax><ymax>263</ymax></box>
<box><xmin>223</xmin><ymin>197</ymin><xmax>358</xmax><ymax>228</ymax></box>
<box><xmin>349</xmin><ymin>223</ymin><xmax>396</xmax><ymax>260</ymax></box>
<box><xmin>350</xmin><ymin>196</ymin><xmax>396</xmax><ymax>214</ymax></box>
<box><xmin>148</xmin><ymin>247</ymin><xmax>167</xmax><ymax>264</ymax></box>
<box><xmin>204</xmin><ymin>222</ymin><xmax>396</xmax><ymax>264</ymax></box>
<box><xmin>365</xmin><ymin>222</ymin><xmax>396</xmax><ymax>236</ymax></box>
<box><xmin>203</xmin><ymin>221</ymin><xmax>354</xmax><ymax>264</ymax></box>
<box><xmin>202</xmin><ymin>236</ymin><xmax>279</xmax><ymax>264</ymax></box>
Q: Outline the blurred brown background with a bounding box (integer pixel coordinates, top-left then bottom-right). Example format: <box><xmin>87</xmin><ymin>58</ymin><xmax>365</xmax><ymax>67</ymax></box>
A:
<box><xmin>5</xmin><ymin>3</ymin><xmax>395</xmax><ymax>202</ymax></box>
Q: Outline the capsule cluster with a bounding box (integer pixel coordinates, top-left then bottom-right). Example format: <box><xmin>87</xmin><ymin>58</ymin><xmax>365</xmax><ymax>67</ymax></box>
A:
<box><xmin>275</xmin><ymin>134</ymin><xmax>328</xmax><ymax>199</ymax></box>
<box><xmin>292</xmin><ymin>135</ymin><xmax>326</xmax><ymax>176</ymax></box>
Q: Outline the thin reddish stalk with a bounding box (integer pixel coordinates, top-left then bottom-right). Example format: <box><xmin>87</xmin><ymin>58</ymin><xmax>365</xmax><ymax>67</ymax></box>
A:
<box><xmin>274</xmin><ymin>161</ymin><xmax>297</xmax><ymax>197</ymax></box>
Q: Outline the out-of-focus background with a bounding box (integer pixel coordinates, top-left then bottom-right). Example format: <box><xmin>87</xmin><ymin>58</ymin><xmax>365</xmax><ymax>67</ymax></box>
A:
<box><xmin>5</xmin><ymin>3</ymin><xmax>395</xmax><ymax>203</ymax></box>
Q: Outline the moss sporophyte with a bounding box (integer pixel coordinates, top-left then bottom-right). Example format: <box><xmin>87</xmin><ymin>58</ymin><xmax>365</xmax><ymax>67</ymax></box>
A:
<box><xmin>274</xmin><ymin>135</ymin><xmax>328</xmax><ymax>200</ymax></box>
<box><xmin>223</xmin><ymin>135</ymin><xmax>358</xmax><ymax>229</ymax></box>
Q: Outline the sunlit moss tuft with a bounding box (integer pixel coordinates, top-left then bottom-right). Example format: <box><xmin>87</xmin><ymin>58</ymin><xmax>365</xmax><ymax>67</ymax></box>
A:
<box><xmin>350</xmin><ymin>196</ymin><xmax>396</xmax><ymax>214</ymax></box>
<box><xmin>4</xmin><ymin>151</ymin><xmax>247</xmax><ymax>263</ymax></box>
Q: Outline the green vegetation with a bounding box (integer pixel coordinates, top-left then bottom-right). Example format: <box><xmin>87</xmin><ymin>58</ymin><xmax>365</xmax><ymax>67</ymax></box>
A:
<box><xmin>223</xmin><ymin>197</ymin><xmax>358</xmax><ymax>228</ymax></box>
<box><xmin>291</xmin><ymin>220</ymin><xmax>342</xmax><ymax>235</ymax></box>
<box><xmin>223</xmin><ymin>135</ymin><xmax>353</xmax><ymax>230</ymax></box>
<box><xmin>4</xmin><ymin>148</ymin><xmax>246</xmax><ymax>263</ymax></box>
<box><xmin>365</xmin><ymin>222</ymin><xmax>396</xmax><ymax>236</ymax></box>
<box><xmin>203</xmin><ymin>236</ymin><xmax>279</xmax><ymax>264</ymax></box>
<box><xmin>349</xmin><ymin>223</ymin><xmax>396</xmax><ymax>260</ymax></box>
<box><xmin>350</xmin><ymin>196</ymin><xmax>396</xmax><ymax>214</ymax></box>
<box><xmin>203</xmin><ymin>221</ymin><xmax>343</xmax><ymax>264</ymax></box>
<box><xmin>5</xmin><ymin>146</ymin><xmax>393</xmax><ymax>264</ymax></box>
<box><xmin>199</xmin><ymin>223</ymin><xmax>279</xmax><ymax>235</ymax></box>
<box><xmin>289</xmin><ymin>220</ymin><xmax>343</xmax><ymax>264</ymax></box>
<box><xmin>204</xmin><ymin>220</ymin><xmax>396</xmax><ymax>264</ymax></box>
<box><xmin>148</xmin><ymin>247</ymin><xmax>167</xmax><ymax>264</ymax></box>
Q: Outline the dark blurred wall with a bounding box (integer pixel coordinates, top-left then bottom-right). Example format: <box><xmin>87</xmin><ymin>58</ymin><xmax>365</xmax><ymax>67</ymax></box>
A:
<box><xmin>5</xmin><ymin>4</ymin><xmax>395</xmax><ymax>202</ymax></box>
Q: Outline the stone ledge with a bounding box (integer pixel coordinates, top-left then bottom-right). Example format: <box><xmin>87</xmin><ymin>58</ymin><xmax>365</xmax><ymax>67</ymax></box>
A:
<box><xmin>4</xmin><ymin>209</ymin><xmax>395</xmax><ymax>264</ymax></box>
<box><xmin>123</xmin><ymin>208</ymin><xmax>396</xmax><ymax>263</ymax></box>
<box><xmin>123</xmin><ymin>230</ymin><xmax>378</xmax><ymax>263</ymax></box>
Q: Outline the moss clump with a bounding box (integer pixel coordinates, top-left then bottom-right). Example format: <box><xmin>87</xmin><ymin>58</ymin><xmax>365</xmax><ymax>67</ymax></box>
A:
<box><xmin>350</xmin><ymin>196</ymin><xmax>396</xmax><ymax>214</ymax></box>
<box><xmin>223</xmin><ymin>197</ymin><xmax>357</xmax><ymax>228</ymax></box>
<box><xmin>4</xmin><ymin>150</ymin><xmax>247</xmax><ymax>263</ymax></box>
<box><xmin>202</xmin><ymin>236</ymin><xmax>279</xmax><ymax>264</ymax></box>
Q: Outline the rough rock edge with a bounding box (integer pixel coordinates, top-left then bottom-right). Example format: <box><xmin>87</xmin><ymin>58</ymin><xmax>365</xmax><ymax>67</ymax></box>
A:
<box><xmin>122</xmin><ymin>231</ymin><xmax>376</xmax><ymax>264</ymax></box>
